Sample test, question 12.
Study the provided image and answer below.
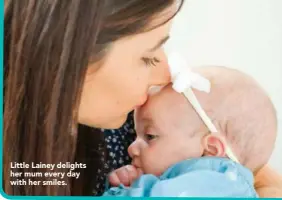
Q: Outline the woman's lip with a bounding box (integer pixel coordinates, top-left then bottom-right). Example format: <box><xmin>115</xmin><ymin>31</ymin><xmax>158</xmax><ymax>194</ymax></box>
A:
<box><xmin>135</xmin><ymin>96</ymin><xmax>148</xmax><ymax>108</ymax></box>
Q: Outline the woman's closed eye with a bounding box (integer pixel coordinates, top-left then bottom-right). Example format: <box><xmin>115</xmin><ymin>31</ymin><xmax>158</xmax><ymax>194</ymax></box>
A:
<box><xmin>142</xmin><ymin>57</ymin><xmax>160</xmax><ymax>67</ymax></box>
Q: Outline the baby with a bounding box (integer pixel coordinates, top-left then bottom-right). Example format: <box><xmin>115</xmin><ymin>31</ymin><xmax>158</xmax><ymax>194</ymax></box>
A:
<box><xmin>103</xmin><ymin>66</ymin><xmax>277</xmax><ymax>197</ymax></box>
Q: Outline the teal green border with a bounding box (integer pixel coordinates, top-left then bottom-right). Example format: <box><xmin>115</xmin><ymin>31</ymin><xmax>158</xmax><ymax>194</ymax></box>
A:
<box><xmin>0</xmin><ymin>0</ymin><xmax>280</xmax><ymax>200</ymax></box>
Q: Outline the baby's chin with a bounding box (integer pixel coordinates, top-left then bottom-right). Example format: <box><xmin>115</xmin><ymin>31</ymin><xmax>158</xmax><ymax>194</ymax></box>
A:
<box><xmin>143</xmin><ymin>166</ymin><xmax>167</xmax><ymax>177</ymax></box>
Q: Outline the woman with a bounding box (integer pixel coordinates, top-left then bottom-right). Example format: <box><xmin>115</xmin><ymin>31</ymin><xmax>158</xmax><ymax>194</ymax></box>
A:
<box><xmin>4</xmin><ymin>0</ymin><xmax>282</xmax><ymax>197</ymax></box>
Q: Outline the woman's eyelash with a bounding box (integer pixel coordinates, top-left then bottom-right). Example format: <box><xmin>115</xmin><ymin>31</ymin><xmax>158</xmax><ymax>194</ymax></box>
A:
<box><xmin>142</xmin><ymin>57</ymin><xmax>160</xmax><ymax>67</ymax></box>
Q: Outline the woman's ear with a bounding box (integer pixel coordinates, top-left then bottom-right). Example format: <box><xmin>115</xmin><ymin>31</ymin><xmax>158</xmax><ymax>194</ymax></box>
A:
<box><xmin>202</xmin><ymin>134</ymin><xmax>226</xmax><ymax>157</ymax></box>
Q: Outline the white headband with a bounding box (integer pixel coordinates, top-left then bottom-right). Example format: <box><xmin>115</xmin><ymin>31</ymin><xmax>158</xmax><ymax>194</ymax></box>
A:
<box><xmin>167</xmin><ymin>53</ymin><xmax>239</xmax><ymax>163</ymax></box>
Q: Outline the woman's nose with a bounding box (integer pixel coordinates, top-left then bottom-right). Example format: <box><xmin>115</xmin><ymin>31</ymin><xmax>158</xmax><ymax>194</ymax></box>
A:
<box><xmin>149</xmin><ymin>49</ymin><xmax>171</xmax><ymax>86</ymax></box>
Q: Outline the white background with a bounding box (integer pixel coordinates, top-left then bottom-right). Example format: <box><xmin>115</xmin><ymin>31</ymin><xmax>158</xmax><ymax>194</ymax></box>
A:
<box><xmin>166</xmin><ymin>0</ymin><xmax>282</xmax><ymax>173</ymax></box>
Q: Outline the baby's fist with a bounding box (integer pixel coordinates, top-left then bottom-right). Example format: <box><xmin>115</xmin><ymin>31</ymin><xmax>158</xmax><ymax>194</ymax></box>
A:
<box><xmin>108</xmin><ymin>165</ymin><xmax>143</xmax><ymax>187</ymax></box>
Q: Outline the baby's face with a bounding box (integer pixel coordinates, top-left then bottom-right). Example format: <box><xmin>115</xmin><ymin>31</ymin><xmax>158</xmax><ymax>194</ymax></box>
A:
<box><xmin>128</xmin><ymin>86</ymin><xmax>206</xmax><ymax>176</ymax></box>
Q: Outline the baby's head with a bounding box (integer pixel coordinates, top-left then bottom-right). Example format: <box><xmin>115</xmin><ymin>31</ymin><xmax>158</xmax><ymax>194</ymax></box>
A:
<box><xmin>128</xmin><ymin>66</ymin><xmax>277</xmax><ymax>176</ymax></box>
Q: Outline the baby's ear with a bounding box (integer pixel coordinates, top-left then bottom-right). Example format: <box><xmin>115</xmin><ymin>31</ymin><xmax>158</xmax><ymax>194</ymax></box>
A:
<box><xmin>202</xmin><ymin>134</ymin><xmax>226</xmax><ymax>157</ymax></box>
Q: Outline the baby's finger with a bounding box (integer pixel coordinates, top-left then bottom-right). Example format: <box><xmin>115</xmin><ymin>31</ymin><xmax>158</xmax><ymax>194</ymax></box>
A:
<box><xmin>108</xmin><ymin>171</ymin><xmax>121</xmax><ymax>187</ymax></box>
<box><xmin>115</xmin><ymin>167</ymin><xmax>130</xmax><ymax>186</ymax></box>
<box><xmin>125</xmin><ymin>165</ymin><xmax>139</xmax><ymax>185</ymax></box>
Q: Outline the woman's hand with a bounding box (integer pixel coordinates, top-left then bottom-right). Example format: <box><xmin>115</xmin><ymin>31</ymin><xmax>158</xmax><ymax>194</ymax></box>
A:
<box><xmin>108</xmin><ymin>165</ymin><xmax>143</xmax><ymax>187</ymax></box>
<box><xmin>254</xmin><ymin>165</ymin><xmax>282</xmax><ymax>197</ymax></box>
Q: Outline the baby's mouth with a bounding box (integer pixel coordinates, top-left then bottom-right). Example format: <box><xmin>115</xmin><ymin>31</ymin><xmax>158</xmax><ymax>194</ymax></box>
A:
<box><xmin>130</xmin><ymin>160</ymin><xmax>144</xmax><ymax>177</ymax></box>
<box><xmin>131</xmin><ymin>160</ymin><xmax>142</xmax><ymax>170</ymax></box>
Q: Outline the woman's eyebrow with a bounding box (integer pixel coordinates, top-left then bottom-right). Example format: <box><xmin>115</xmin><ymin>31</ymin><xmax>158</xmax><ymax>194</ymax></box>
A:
<box><xmin>148</xmin><ymin>35</ymin><xmax>170</xmax><ymax>52</ymax></box>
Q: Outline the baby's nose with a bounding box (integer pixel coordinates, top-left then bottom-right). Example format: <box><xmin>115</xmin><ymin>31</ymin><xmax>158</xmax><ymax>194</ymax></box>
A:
<box><xmin>128</xmin><ymin>138</ymin><xmax>147</xmax><ymax>158</ymax></box>
<box><xmin>128</xmin><ymin>140</ymin><xmax>140</xmax><ymax>158</ymax></box>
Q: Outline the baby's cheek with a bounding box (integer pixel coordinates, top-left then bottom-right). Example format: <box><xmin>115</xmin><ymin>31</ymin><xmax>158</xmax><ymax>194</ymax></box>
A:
<box><xmin>141</xmin><ymin>149</ymin><xmax>158</xmax><ymax>174</ymax></box>
<box><xmin>142</xmin><ymin>149</ymin><xmax>170</xmax><ymax>176</ymax></box>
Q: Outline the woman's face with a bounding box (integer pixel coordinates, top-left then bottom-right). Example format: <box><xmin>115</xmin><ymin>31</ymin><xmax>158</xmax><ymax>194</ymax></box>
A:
<box><xmin>78</xmin><ymin>13</ymin><xmax>174</xmax><ymax>129</ymax></box>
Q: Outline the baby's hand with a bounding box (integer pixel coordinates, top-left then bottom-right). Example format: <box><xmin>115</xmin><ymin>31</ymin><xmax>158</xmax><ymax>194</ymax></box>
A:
<box><xmin>108</xmin><ymin>165</ymin><xmax>143</xmax><ymax>187</ymax></box>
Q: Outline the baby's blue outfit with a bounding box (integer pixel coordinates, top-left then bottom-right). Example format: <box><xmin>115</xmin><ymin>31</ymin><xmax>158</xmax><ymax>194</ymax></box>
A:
<box><xmin>103</xmin><ymin>157</ymin><xmax>258</xmax><ymax>197</ymax></box>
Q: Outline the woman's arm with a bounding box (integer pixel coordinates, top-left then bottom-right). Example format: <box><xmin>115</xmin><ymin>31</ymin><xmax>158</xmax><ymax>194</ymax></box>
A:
<box><xmin>254</xmin><ymin>165</ymin><xmax>282</xmax><ymax>197</ymax></box>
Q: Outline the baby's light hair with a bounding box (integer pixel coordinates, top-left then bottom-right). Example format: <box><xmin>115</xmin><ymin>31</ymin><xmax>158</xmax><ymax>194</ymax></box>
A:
<box><xmin>193</xmin><ymin>66</ymin><xmax>277</xmax><ymax>171</ymax></box>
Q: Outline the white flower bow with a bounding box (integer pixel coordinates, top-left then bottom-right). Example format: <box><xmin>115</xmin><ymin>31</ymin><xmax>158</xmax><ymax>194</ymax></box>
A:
<box><xmin>168</xmin><ymin>53</ymin><xmax>211</xmax><ymax>93</ymax></box>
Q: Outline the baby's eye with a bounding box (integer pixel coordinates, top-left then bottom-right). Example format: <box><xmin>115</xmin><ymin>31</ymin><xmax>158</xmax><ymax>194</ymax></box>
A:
<box><xmin>145</xmin><ymin>133</ymin><xmax>158</xmax><ymax>141</ymax></box>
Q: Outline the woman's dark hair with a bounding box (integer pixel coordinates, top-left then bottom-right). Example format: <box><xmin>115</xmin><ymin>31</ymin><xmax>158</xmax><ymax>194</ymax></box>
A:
<box><xmin>4</xmin><ymin>0</ymin><xmax>183</xmax><ymax>196</ymax></box>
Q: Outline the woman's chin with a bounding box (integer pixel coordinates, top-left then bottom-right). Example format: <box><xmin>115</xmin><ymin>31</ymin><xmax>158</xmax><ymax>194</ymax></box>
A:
<box><xmin>78</xmin><ymin>114</ymin><xmax>128</xmax><ymax>130</ymax></box>
<box><xmin>103</xmin><ymin>115</ymin><xmax>128</xmax><ymax>129</ymax></box>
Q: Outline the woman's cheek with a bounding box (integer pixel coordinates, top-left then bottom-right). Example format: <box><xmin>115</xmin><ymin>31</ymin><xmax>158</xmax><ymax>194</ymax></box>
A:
<box><xmin>130</xmin><ymin>75</ymin><xmax>150</xmax><ymax>106</ymax></box>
